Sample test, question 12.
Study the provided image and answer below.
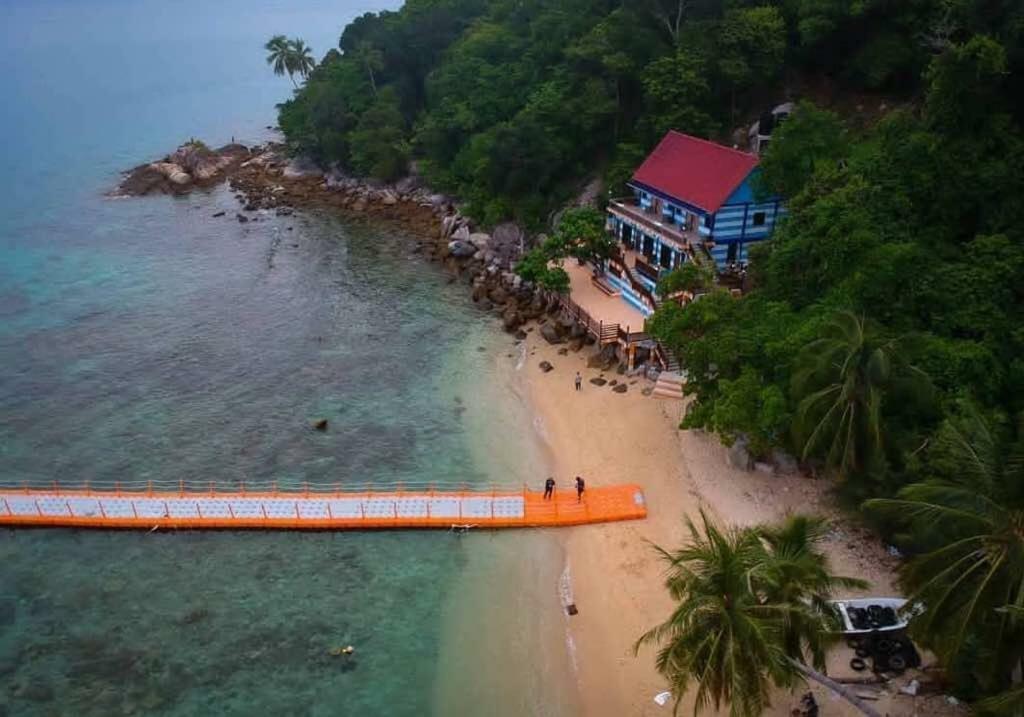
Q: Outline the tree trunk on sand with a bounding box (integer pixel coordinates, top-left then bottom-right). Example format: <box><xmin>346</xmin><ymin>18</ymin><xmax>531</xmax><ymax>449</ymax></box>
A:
<box><xmin>788</xmin><ymin>659</ymin><xmax>883</xmax><ymax>717</ymax></box>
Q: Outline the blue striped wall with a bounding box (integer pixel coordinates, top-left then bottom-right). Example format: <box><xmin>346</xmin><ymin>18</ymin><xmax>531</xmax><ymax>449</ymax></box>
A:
<box><xmin>606</xmin><ymin>273</ymin><xmax>655</xmax><ymax>318</ymax></box>
<box><xmin>625</xmin><ymin>173</ymin><xmax>785</xmax><ymax>269</ymax></box>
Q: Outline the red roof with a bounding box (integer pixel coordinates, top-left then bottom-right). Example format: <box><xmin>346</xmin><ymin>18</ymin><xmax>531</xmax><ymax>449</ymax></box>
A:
<box><xmin>631</xmin><ymin>131</ymin><xmax>759</xmax><ymax>213</ymax></box>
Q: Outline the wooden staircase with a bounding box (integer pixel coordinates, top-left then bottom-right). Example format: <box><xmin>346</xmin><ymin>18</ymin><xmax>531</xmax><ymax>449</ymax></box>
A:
<box><xmin>599</xmin><ymin>322</ymin><xmax>620</xmax><ymax>344</ymax></box>
<box><xmin>652</xmin><ymin>370</ymin><xmax>685</xmax><ymax>400</ymax></box>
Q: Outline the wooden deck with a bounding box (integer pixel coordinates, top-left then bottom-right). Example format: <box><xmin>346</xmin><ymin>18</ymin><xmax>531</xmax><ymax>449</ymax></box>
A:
<box><xmin>0</xmin><ymin>483</ymin><xmax>647</xmax><ymax>530</ymax></box>
<box><xmin>565</xmin><ymin>261</ymin><xmax>647</xmax><ymax>331</ymax></box>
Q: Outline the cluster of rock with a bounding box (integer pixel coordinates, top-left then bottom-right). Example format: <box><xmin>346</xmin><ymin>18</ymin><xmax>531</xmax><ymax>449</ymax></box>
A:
<box><xmin>114</xmin><ymin>140</ymin><xmax>597</xmax><ymax>347</ymax></box>
<box><xmin>726</xmin><ymin>436</ymin><xmax>802</xmax><ymax>476</ymax></box>
<box><xmin>226</xmin><ymin>150</ymin><xmax>448</xmax><ymax>230</ymax></box>
<box><xmin>115</xmin><ymin>141</ymin><xmax>250</xmax><ymax>196</ymax></box>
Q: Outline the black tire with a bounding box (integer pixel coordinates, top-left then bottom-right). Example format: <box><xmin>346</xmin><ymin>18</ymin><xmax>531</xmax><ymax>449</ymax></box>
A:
<box><xmin>846</xmin><ymin>637</ymin><xmax>863</xmax><ymax>649</ymax></box>
<box><xmin>877</xmin><ymin>638</ymin><xmax>896</xmax><ymax>654</ymax></box>
<box><xmin>888</xmin><ymin>655</ymin><xmax>907</xmax><ymax>672</ymax></box>
<box><xmin>850</xmin><ymin>658</ymin><xmax>867</xmax><ymax>672</ymax></box>
<box><xmin>855</xmin><ymin>647</ymin><xmax>871</xmax><ymax>659</ymax></box>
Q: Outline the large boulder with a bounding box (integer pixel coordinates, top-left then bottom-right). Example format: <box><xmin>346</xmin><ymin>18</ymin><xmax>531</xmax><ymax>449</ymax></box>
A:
<box><xmin>440</xmin><ymin>215</ymin><xmax>458</xmax><ymax>240</ymax></box>
<box><xmin>587</xmin><ymin>343</ymin><xmax>618</xmax><ymax>370</ymax></box>
<box><xmin>492</xmin><ymin>222</ymin><xmax>525</xmax><ymax>253</ymax></box>
<box><xmin>169</xmin><ymin>142</ymin><xmax>234</xmax><ymax>181</ymax></box>
<box><xmin>452</xmin><ymin>225</ymin><xmax>471</xmax><ymax>242</ymax></box>
<box><xmin>468</xmin><ymin>232</ymin><xmax>491</xmax><ymax>249</ymax></box>
<box><xmin>282</xmin><ymin>156</ymin><xmax>323</xmax><ymax>179</ymax></box>
<box><xmin>447</xmin><ymin>240</ymin><xmax>476</xmax><ymax>258</ymax></box>
<box><xmin>394</xmin><ymin>175</ymin><xmax>421</xmax><ymax>194</ymax></box>
<box><xmin>727</xmin><ymin>436</ymin><xmax>754</xmax><ymax>471</ymax></box>
<box><xmin>540</xmin><ymin>322</ymin><xmax>566</xmax><ymax>344</ymax></box>
<box><xmin>502</xmin><ymin>308</ymin><xmax>523</xmax><ymax>332</ymax></box>
<box><xmin>771</xmin><ymin>449</ymin><xmax>800</xmax><ymax>475</ymax></box>
<box><xmin>488</xmin><ymin>286</ymin><xmax>509</xmax><ymax>305</ymax></box>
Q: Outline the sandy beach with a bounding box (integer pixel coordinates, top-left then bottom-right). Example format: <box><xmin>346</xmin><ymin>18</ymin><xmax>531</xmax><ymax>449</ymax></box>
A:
<box><xmin>515</xmin><ymin>327</ymin><xmax>961</xmax><ymax>717</ymax></box>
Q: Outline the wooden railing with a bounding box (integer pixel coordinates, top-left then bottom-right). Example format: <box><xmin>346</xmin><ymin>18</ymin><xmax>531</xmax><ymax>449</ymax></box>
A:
<box><xmin>634</xmin><ymin>255</ymin><xmax>663</xmax><ymax>283</ymax></box>
<box><xmin>608</xmin><ymin>253</ymin><xmax>659</xmax><ymax>313</ymax></box>
<box><xmin>607</xmin><ymin>198</ymin><xmax>700</xmax><ymax>249</ymax></box>
<box><xmin>557</xmin><ymin>292</ymin><xmax>620</xmax><ymax>344</ymax></box>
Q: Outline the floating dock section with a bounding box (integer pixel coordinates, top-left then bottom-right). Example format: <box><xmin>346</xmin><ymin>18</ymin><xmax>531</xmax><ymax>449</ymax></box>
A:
<box><xmin>0</xmin><ymin>483</ymin><xmax>646</xmax><ymax>530</ymax></box>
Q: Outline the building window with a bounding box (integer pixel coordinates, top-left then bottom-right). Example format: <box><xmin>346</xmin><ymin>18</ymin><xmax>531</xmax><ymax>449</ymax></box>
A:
<box><xmin>752</xmin><ymin>211</ymin><xmax>766</xmax><ymax>227</ymax></box>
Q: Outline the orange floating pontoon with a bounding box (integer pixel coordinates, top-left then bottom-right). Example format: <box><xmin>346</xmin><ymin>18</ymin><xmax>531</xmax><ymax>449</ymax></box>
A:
<box><xmin>0</xmin><ymin>482</ymin><xmax>646</xmax><ymax>530</ymax></box>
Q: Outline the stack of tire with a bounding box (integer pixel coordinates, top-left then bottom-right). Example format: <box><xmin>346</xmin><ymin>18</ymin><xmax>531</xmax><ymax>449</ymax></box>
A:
<box><xmin>847</xmin><ymin>604</ymin><xmax>899</xmax><ymax>631</ymax></box>
<box><xmin>847</xmin><ymin>632</ymin><xmax>921</xmax><ymax>676</ymax></box>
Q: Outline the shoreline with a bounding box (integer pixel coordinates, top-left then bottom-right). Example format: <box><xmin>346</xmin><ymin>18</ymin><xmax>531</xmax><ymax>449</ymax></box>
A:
<box><xmin>112</xmin><ymin>141</ymin><xmax>957</xmax><ymax>715</ymax></box>
<box><xmin>513</xmin><ymin>329</ymin><xmax>961</xmax><ymax>716</ymax></box>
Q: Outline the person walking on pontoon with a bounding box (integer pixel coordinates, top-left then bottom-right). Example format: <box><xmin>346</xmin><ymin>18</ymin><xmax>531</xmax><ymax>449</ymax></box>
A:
<box><xmin>544</xmin><ymin>477</ymin><xmax>555</xmax><ymax>500</ymax></box>
<box><xmin>575</xmin><ymin>476</ymin><xmax>585</xmax><ymax>502</ymax></box>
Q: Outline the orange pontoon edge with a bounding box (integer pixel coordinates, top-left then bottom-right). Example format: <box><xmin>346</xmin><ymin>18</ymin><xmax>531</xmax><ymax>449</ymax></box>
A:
<box><xmin>0</xmin><ymin>484</ymin><xmax>646</xmax><ymax>530</ymax></box>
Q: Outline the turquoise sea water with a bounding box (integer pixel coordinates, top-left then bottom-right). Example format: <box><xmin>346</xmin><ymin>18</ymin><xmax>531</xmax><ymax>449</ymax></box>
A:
<box><xmin>0</xmin><ymin>1</ymin><xmax>575</xmax><ymax>714</ymax></box>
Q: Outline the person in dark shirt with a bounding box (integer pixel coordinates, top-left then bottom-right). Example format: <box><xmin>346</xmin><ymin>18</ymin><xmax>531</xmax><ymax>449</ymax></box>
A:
<box><xmin>575</xmin><ymin>476</ymin><xmax>585</xmax><ymax>502</ymax></box>
<box><xmin>544</xmin><ymin>477</ymin><xmax>555</xmax><ymax>500</ymax></box>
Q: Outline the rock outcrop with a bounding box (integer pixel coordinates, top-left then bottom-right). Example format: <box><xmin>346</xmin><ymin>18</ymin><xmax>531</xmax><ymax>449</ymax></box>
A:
<box><xmin>115</xmin><ymin>141</ymin><xmax>250</xmax><ymax>196</ymax></box>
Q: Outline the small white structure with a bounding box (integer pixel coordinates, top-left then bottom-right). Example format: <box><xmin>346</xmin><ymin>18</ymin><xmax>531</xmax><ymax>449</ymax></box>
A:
<box><xmin>748</xmin><ymin>102</ymin><xmax>794</xmax><ymax>155</ymax></box>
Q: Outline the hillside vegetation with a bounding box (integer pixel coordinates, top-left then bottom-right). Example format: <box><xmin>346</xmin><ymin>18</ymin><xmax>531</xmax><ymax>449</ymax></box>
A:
<box><xmin>279</xmin><ymin>0</ymin><xmax>1024</xmax><ymax>707</ymax></box>
<box><xmin>279</xmin><ymin>0</ymin><xmax>1021</xmax><ymax>227</ymax></box>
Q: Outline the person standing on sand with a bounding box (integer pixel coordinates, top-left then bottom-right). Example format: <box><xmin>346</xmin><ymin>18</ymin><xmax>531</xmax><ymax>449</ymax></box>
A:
<box><xmin>574</xmin><ymin>372</ymin><xmax>582</xmax><ymax>391</ymax></box>
<box><xmin>544</xmin><ymin>477</ymin><xmax>555</xmax><ymax>500</ymax></box>
<box><xmin>575</xmin><ymin>476</ymin><xmax>585</xmax><ymax>502</ymax></box>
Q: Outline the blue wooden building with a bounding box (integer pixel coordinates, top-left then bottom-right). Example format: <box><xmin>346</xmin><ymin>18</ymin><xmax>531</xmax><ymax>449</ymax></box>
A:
<box><xmin>605</xmin><ymin>132</ymin><xmax>785</xmax><ymax>315</ymax></box>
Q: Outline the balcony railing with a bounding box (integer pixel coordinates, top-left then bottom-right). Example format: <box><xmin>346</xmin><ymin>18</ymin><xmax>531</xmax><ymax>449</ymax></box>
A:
<box><xmin>608</xmin><ymin>198</ymin><xmax>702</xmax><ymax>249</ymax></box>
<box><xmin>634</xmin><ymin>255</ymin><xmax>663</xmax><ymax>283</ymax></box>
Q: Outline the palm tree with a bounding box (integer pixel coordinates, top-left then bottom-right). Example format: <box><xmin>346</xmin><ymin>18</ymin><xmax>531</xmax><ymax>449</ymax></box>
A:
<box><xmin>758</xmin><ymin>515</ymin><xmax>868</xmax><ymax>669</ymax></box>
<box><xmin>265</xmin><ymin>34</ymin><xmax>291</xmax><ymax>82</ymax></box>
<box><xmin>792</xmin><ymin>311</ymin><xmax>928</xmax><ymax>480</ymax></box>
<box><xmin>353</xmin><ymin>40</ymin><xmax>383</xmax><ymax>95</ymax></box>
<box><xmin>288</xmin><ymin>38</ymin><xmax>316</xmax><ymax>83</ymax></box>
<box><xmin>865</xmin><ymin>407</ymin><xmax>1024</xmax><ymax>701</ymax></box>
<box><xmin>977</xmin><ymin>607</ymin><xmax>1024</xmax><ymax>716</ymax></box>
<box><xmin>636</xmin><ymin>511</ymin><xmax>881</xmax><ymax>717</ymax></box>
<box><xmin>265</xmin><ymin>35</ymin><xmax>316</xmax><ymax>88</ymax></box>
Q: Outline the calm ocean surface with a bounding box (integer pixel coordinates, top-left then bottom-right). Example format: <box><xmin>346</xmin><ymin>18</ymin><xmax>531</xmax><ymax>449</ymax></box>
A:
<box><xmin>0</xmin><ymin>1</ymin><xmax>575</xmax><ymax>714</ymax></box>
